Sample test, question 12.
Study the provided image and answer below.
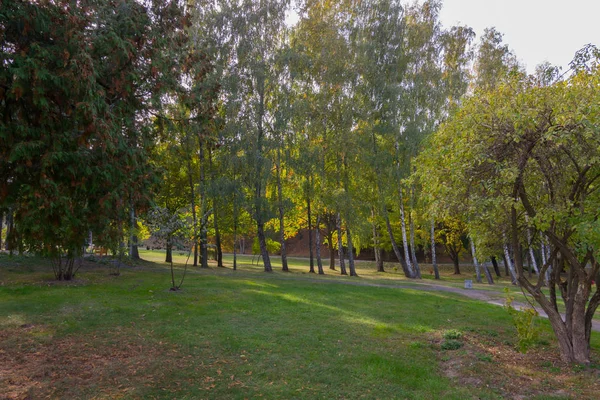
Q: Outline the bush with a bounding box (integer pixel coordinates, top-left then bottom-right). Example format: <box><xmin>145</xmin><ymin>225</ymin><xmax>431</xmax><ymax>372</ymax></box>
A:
<box><xmin>441</xmin><ymin>340</ymin><xmax>463</xmax><ymax>350</ymax></box>
<box><xmin>443</xmin><ymin>329</ymin><xmax>463</xmax><ymax>340</ymax></box>
<box><xmin>504</xmin><ymin>288</ymin><xmax>540</xmax><ymax>353</ymax></box>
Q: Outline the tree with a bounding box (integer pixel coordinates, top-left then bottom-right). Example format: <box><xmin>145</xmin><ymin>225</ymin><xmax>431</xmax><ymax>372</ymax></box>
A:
<box><xmin>419</xmin><ymin>53</ymin><xmax>600</xmax><ymax>363</ymax></box>
<box><xmin>0</xmin><ymin>0</ymin><xmax>189</xmax><ymax>279</ymax></box>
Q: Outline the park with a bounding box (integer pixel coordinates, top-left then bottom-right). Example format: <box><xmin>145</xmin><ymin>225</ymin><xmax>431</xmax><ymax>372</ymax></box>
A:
<box><xmin>2</xmin><ymin>0</ymin><xmax>600</xmax><ymax>398</ymax></box>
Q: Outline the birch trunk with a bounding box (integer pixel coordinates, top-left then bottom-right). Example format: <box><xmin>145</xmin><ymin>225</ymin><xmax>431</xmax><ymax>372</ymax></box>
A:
<box><xmin>372</xmin><ymin>208</ymin><xmax>384</xmax><ymax>272</ymax></box>
<box><xmin>199</xmin><ymin>142</ymin><xmax>208</xmax><ymax>268</ymax></box>
<box><xmin>503</xmin><ymin>241</ymin><xmax>518</xmax><ymax>284</ymax></box>
<box><xmin>307</xmin><ymin>195</ymin><xmax>315</xmax><ymax>273</ymax></box>
<box><xmin>336</xmin><ymin>213</ymin><xmax>347</xmax><ymax>275</ymax></box>
<box><xmin>398</xmin><ymin>186</ymin><xmax>414</xmax><ymax>276</ymax></box>
<box><xmin>346</xmin><ymin>226</ymin><xmax>358</xmax><ymax>277</ymax></box>
<box><xmin>186</xmin><ymin>159</ymin><xmax>198</xmax><ymax>266</ymax></box>
<box><xmin>430</xmin><ymin>219</ymin><xmax>439</xmax><ymax>279</ymax></box>
<box><xmin>408</xmin><ymin>209</ymin><xmax>421</xmax><ymax>278</ymax></box>
<box><xmin>316</xmin><ymin>215</ymin><xmax>324</xmax><ymax>274</ymax></box>
<box><xmin>384</xmin><ymin>208</ymin><xmax>411</xmax><ymax>276</ymax></box>
<box><xmin>525</xmin><ymin>217</ymin><xmax>539</xmax><ymax>274</ymax></box>
<box><xmin>470</xmin><ymin>237</ymin><xmax>482</xmax><ymax>283</ymax></box>
<box><xmin>276</xmin><ymin>149</ymin><xmax>289</xmax><ymax>272</ymax></box>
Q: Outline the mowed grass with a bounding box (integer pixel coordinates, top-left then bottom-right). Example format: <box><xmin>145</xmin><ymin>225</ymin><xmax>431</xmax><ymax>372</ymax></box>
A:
<box><xmin>1</xmin><ymin>252</ymin><xmax>600</xmax><ymax>399</ymax></box>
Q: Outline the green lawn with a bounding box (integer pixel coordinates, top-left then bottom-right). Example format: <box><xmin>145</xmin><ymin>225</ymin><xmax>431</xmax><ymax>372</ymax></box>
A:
<box><xmin>1</xmin><ymin>252</ymin><xmax>599</xmax><ymax>399</ymax></box>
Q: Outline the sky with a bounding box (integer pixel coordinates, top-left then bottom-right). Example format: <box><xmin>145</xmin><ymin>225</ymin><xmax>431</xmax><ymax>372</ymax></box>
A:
<box><xmin>436</xmin><ymin>0</ymin><xmax>599</xmax><ymax>73</ymax></box>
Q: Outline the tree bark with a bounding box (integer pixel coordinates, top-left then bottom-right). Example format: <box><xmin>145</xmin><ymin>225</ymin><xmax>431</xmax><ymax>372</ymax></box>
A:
<box><xmin>346</xmin><ymin>226</ymin><xmax>358</xmax><ymax>277</ymax></box>
<box><xmin>199</xmin><ymin>142</ymin><xmax>208</xmax><ymax>268</ymax></box>
<box><xmin>257</xmin><ymin>221</ymin><xmax>272</xmax><ymax>272</ymax></box>
<box><xmin>383</xmin><ymin>210</ymin><xmax>411</xmax><ymax>277</ymax></box>
<box><xmin>491</xmin><ymin>256</ymin><xmax>501</xmax><ymax>277</ymax></box>
<box><xmin>470</xmin><ymin>237</ymin><xmax>482</xmax><ymax>283</ymax></box>
<box><xmin>307</xmin><ymin>195</ymin><xmax>315</xmax><ymax>273</ymax></box>
<box><xmin>503</xmin><ymin>241</ymin><xmax>518</xmax><ymax>284</ymax></box>
<box><xmin>187</xmin><ymin>159</ymin><xmax>198</xmax><ymax>266</ymax></box>
<box><xmin>525</xmin><ymin>216</ymin><xmax>539</xmax><ymax>275</ymax></box>
<box><xmin>327</xmin><ymin>231</ymin><xmax>336</xmax><ymax>270</ymax></box>
<box><xmin>0</xmin><ymin>211</ymin><xmax>3</xmax><ymax>251</ymax></box>
<box><xmin>372</xmin><ymin>208</ymin><xmax>384</xmax><ymax>272</ymax></box>
<box><xmin>315</xmin><ymin>215</ymin><xmax>324</xmax><ymax>274</ymax></box>
<box><xmin>398</xmin><ymin>186</ymin><xmax>414</xmax><ymax>276</ymax></box>
<box><xmin>276</xmin><ymin>149</ymin><xmax>289</xmax><ymax>272</ymax></box>
<box><xmin>165</xmin><ymin>238</ymin><xmax>173</xmax><ymax>263</ymax></box>
<box><xmin>129</xmin><ymin>203</ymin><xmax>140</xmax><ymax>260</ymax></box>
<box><xmin>408</xmin><ymin>212</ymin><xmax>421</xmax><ymax>278</ymax></box>
<box><xmin>336</xmin><ymin>213</ymin><xmax>347</xmax><ymax>275</ymax></box>
<box><xmin>214</xmin><ymin>206</ymin><xmax>223</xmax><ymax>267</ymax></box>
<box><xmin>430</xmin><ymin>219</ymin><xmax>439</xmax><ymax>279</ymax></box>
<box><xmin>254</xmin><ymin>70</ymin><xmax>272</xmax><ymax>273</ymax></box>
<box><xmin>6</xmin><ymin>209</ymin><xmax>14</xmax><ymax>252</ymax></box>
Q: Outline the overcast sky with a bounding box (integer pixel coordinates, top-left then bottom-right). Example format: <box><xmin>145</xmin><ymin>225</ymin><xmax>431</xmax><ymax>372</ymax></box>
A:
<box><xmin>436</xmin><ymin>0</ymin><xmax>599</xmax><ymax>73</ymax></box>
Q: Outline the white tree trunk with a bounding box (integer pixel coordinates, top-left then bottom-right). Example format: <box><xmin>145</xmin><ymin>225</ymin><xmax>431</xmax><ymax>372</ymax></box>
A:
<box><xmin>470</xmin><ymin>237</ymin><xmax>482</xmax><ymax>283</ymax></box>
<box><xmin>503</xmin><ymin>240</ymin><xmax>518</xmax><ymax>284</ymax></box>
<box><xmin>398</xmin><ymin>186</ymin><xmax>414</xmax><ymax>276</ymax></box>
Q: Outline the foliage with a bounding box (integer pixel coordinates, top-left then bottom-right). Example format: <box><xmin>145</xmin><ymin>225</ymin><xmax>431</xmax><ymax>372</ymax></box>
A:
<box><xmin>419</xmin><ymin>51</ymin><xmax>600</xmax><ymax>363</ymax></box>
<box><xmin>0</xmin><ymin>0</ymin><xmax>189</xmax><ymax>279</ymax></box>
<box><xmin>441</xmin><ymin>339</ymin><xmax>463</xmax><ymax>350</ymax></box>
<box><xmin>504</xmin><ymin>288</ymin><xmax>540</xmax><ymax>353</ymax></box>
<box><xmin>443</xmin><ymin>329</ymin><xmax>463</xmax><ymax>340</ymax></box>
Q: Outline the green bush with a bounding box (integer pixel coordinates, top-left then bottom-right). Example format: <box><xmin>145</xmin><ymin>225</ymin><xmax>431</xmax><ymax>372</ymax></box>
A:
<box><xmin>504</xmin><ymin>288</ymin><xmax>540</xmax><ymax>353</ymax></box>
<box><xmin>443</xmin><ymin>329</ymin><xmax>463</xmax><ymax>340</ymax></box>
<box><xmin>441</xmin><ymin>339</ymin><xmax>463</xmax><ymax>350</ymax></box>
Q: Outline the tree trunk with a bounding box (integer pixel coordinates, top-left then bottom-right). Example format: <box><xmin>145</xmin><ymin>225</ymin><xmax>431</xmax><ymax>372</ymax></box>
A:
<box><xmin>199</xmin><ymin>142</ymin><xmax>208</xmax><ymax>268</ymax></box>
<box><xmin>0</xmin><ymin>211</ymin><xmax>3</xmax><ymax>251</ymax></box>
<box><xmin>187</xmin><ymin>159</ymin><xmax>198</xmax><ymax>266</ymax></box>
<box><xmin>470</xmin><ymin>237</ymin><xmax>482</xmax><ymax>283</ymax></box>
<box><xmin>307</xmin><ymin>196</ymin><xmax>315</xmax><ymax>273</ymax></box>
<box><xmin>541</xmin><ymin>239</ymin><xmax>551</xmax><ymax>286</ymax></box>
<box><xmin>233</xmin><ymin>191</ymin><xmax>239</xmax><ymax>271</ymax></box>
<box><xmin>6</xmin><ymin>209</ymin><xmax>14</xmax><ymax>252</ymax></box>
<box><xmin>430</xmin><ymin>219</ymin><xmax>439</xmax><ymax>279</ymax></box>
<box><xmin>129</xmin><ymin>199</ymin><xmax>140</xmax><ymax>260</ymax></box>
<box><xmin>408</xmin><ymin>210</ymin><xmax>421</xmax><ymax>278</ymax></box>
<box><xmin>398</xmin><ymin>186</ymin><xmax>414</xmax><ymax>276</ymax></box>
<box><xmin>450</xmin><ymin>250</ymin><xmax>460</xmax><ymax>274</ymax></box>
<box><xmin>491</xmin><ymin>256</ymin><xmax>501</xmax><ymax>277</ymax></box>
<box><xmin>336</xmin><ymin>213</ymin><xmax>347</xmax><ymax>275</ymax></box>
<box><xmin>383</xmin><ymin>211</ymin><xmax>411</xmax><ymax>277</ymax></box>
<box><xmin>502</xmin><ymin>240</ymin><xmax>518</xmax><ymax>284</ymax></box>
<box><xmin>214</xmin><ymin>207</ymin><xmax>223</xmax><ymax>267</ymax></box>
<box><xmin>257</xmin><ymin>221</ymin><xmax>272</xmax><ymax>272</ymax></box>
<box><xmin>315</xmin><ymin>215</ymin><xmax>324</xmax><ymax>274</ymax></box>
<box><xmin>166</xmin><ymin>238</ymin><xmax>173</xmax><ymax>263</ymax></box>
<box><xmin>276</xmin><ymin>151</ymin><xmax>289</xmax><ymax>272</ymax></box>
<box><xmin>525</xmin><ymin>217</ymin><xmax>539</xmax><ymax>275</ymax></box>
<box><xmin>346</xmin><ymin>226</ymin><xmax>358</xmax><ymax>277</ymax></box>
<box><xmin>254</xmin><ymin>72</ymin><xmax>271</xmax><ymax>273</ymax></box>
<box><xmin>372</xmin><ymin>208</ymin><xmax>384</xmax><ymax>272</ymax></box>
<box><xmin>327</xmin><ymin>232</ymin><xmax>336</xmax><ymax>270</ymax></box>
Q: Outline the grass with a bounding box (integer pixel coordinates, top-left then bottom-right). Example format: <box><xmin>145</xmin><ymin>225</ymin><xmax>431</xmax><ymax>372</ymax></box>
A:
<box><xmin>1</xmin><ymin>252</ymin><xmax>600</xmax><ymax>399</ymax></box>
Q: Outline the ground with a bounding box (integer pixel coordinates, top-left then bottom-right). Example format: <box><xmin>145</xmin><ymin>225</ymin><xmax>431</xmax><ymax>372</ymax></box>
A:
<box><xmin>1</xmin><ymin>251</ymin><xmax>599</xmax><ymax>399</ymax></box>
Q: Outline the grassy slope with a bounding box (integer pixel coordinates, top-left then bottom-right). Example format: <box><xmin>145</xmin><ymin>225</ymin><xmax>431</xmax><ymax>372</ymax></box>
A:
<box><xmin>1</xmin><ymin>252</ymin><xmax>599</xmax><ymax>399</ymax></box>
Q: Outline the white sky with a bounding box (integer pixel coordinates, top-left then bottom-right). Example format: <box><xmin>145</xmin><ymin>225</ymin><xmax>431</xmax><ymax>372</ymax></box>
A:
<box><xmin>437</xmin><ymin>0</ymin><xmax>599</xmax><ymax>73</ymax></box>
